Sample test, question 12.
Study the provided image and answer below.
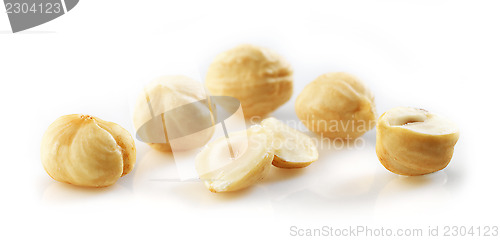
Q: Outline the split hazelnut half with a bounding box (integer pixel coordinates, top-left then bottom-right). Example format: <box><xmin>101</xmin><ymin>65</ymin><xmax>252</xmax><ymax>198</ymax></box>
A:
<box><xmin>195</xmin><ymin>125</ymin><xmax>274</xmax><ymax>193</ymax></box>
<box><xmin>376</xmin><ymin>107</ymin><xmax>459</xmax><ymax>176</ymax></box>
<box><xmin>261</xmin><ymin>117</ymin><xmax>318</xmax><ymax>168</ymax></box>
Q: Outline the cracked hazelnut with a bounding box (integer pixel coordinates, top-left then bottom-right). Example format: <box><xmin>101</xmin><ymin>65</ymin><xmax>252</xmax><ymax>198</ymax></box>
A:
<box><xmin>41</xmin><ymin>114</ymin><xmax>136</xmax><ymax>187</ymax></box>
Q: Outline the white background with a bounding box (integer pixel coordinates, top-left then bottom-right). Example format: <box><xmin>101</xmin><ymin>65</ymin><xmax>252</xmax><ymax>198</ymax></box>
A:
<box><xmin>1</xmin><ymin>0</ymin><xmax>499</xmax><ymax>239</ymax></box>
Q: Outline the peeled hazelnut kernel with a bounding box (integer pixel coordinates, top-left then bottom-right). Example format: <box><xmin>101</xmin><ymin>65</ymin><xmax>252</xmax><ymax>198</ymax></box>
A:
<box><xmin>133</xmin><ymin>75</ymin><xmax>214</xmax><ymax>152</ymax></box>
<box><xmin>261</xmin><ymin>117</ymin><xmax>318</xmax><ymax>168</ymax></box>
<box><xmin>295</xmin><ymin>72</ymin><xmax>377</xmax><ymax>139</ymax></box>
<box><xmin>205</xmin><ymin>44</ymin><xmax>293</xmax><ymax>118</ymax></box>
<box><xmin>41</xmin><ymin>114</ymin><xmax>136</xmax><ymax>187</ymax></box>
<box><xmin>195</xmin><ymin>125</ymin><xmax>274</xmax><ymax>193</ymax></box>
<box><xmin>376</xmin><ymin>107</ymin><xmax>460</xmax><ymax>176</ymax></box>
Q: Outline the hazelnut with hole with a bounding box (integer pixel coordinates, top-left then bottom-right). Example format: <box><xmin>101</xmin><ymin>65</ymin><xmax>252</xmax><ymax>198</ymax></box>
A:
<box><xmin>295</xmin><ymin>72</ymin><xmax>376</xmax><ymax>139</ymax></box>
<box><xmin>205</xmin><ymin>44</ymin><xmax>293</xmax><ymax>118</ymax></box>
<box><xmin>41</xmin><ymin>114</ymin><xmax>136</xmax><ymax>187</ymax></box>
<box><xmin>376</xmin><ymin>107</ymin><xmax>459</xmax><ymax>176</ymax></box>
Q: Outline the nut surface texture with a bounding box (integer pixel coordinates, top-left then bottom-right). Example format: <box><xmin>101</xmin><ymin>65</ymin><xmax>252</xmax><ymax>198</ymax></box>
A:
<box><xmin>261</xmin><ymin>117</ymin><xmax>318</xmax><ymax>168</ymax></box>
<box><xmin>295</xmin><ymin>72</ymin><xmax>376</xmax><ymax>139</ymax></box>
<box><xmin>133</xmin><ymin>75</ymin><xmax>214</xmax><ymax>152</ymax></box>
<box><xmin>205</xmin><ymin>44</ymin><xmax>293</xmax><ymax>118</ymax></box>
<box><xmin>41</xmin><ymin>114</ymin><xmax>136</xmax><ymax>187</ymax></box>
<box><xmin>376</xmin><ymin>107</ymin><xmax>459</xmax><ymax>176</ymax></box>
<box><xmin>195</xmin><ymin>125</ymin><xmax>274</xmax><ymax>193</ymax></box>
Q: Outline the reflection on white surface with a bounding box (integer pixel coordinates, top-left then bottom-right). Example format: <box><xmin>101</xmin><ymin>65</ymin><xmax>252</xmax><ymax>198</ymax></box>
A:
<box><xmin>309</xmin><ymin>151</ymin><xmax>377</xmax><ymax>199</ymax></box>
<box><xmin>374</xmin><ymin>172</ymin><xmax>451</xmax><ymax>219</ymax></box>
<box><xmin>42</xmin><ymin>181</ymin><xmax>132</xmax><ymax>204</ymax></box>
<box><xmin>132</xmin><ymin>145</ymin><xmax>275</xmax><ymax>217</ymax></box>
<box><xmin>261</xmin><ymin>127</ymin><xmax>462</xmax><ymax>219</ymax></box>
<box><xmin>260</xmin><ymin>167</ymin><xmax>314</xmax><ymax>201</ymax></box>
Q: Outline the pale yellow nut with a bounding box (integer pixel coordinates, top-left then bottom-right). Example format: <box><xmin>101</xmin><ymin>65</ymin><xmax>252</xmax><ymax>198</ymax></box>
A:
<box><xmin>261</xmin><ymin>117</ymin><xmax>318</xmax><ymax>168</ymax></box>
<box><xmin>133</xmin><ymin>75</ymin><xmax>214</xmax><ymax>152</ymax></box>
<box><xmin>376</xmin><ymin>107</ymin><xmax>460</xmax><ymax>176</ymax></box>
<box><xmin>41</xmin><ymin>114</ymin><xmax>136</xmax><ymax>187</ymax></box>
<box><xmin>195</xmin><ymin>125</ymin><xmax>274</xmax><ymax>193</ymax></box>
<box><xmin>295</xmin><ymin>72</ymin><xmax>376</xmax><ymax>139</ymax></box>
<box><xmin>205</xmin><ymin>44</ymin><xmax>293</xmax><ymax>118</ymax></box>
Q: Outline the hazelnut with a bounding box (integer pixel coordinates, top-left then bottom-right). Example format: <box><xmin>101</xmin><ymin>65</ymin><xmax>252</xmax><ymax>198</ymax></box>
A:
<box><xmin>41</xmin><ymin>114</ymin><xmax>136</xmax><ymax>187</ymax></box>
<box><xmin>376</xmin><ymin>107</ymin><xmax>460</xmax><ymax>176</ymax></box>
<box><xmin>261</xmin><ymin>117</ymin><xmax>318</xmax><ymax>168</ymax></box>
<box><xmin>195</xmin><ymin>125</ymin><xmax>274</xmax><ymax>193</ymax></box>
<box><xmin>133</xmin><ymin>75</ymin><xmax>214</xmax><ymax>152</ymax></box>
<box><xmin>295</xmin><ymin>72</ymin><xmax>376</xmax><ymax>139</ymax></box>
<box><xmin>205</xmin><ymin>44</ymin><xmax>293</xmax><ymax>118</ymax></box>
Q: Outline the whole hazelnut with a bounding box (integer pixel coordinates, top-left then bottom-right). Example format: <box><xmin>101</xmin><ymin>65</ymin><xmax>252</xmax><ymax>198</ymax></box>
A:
<box><xmin>133</xmin><ymin>75</ymin><xmax>214</xmax><ymax>152</ymax></box>
<box><xmin>205</xmin><ymin>44</ymin><xmax>293</xmax><ymax>118</ymax></box>
<box><xmin>295</xmin><ymin>72</ymin><xmax>376</xmax><ymax>139</ymax></box>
